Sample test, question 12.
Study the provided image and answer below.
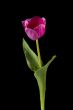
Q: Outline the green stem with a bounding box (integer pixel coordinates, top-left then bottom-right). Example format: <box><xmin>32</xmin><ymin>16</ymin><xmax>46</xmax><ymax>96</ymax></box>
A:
<box><xmin>34</xmin><ymin>55</ymin><xmax>57</xmax><ymax>110</ymax></box>
<box><xmin>35</xmin><ymin>39</ymin><xmax>57</xmax><ymax>110</ymax></box>
<box><xmin>36</xmin><ymin>39</ymin><xmax>42</xmax><ymax>67</ymax></box>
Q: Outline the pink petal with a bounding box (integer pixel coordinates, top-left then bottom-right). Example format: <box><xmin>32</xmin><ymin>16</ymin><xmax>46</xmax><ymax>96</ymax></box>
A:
<box><xmin>42</xmin><ymin>17</ymin><xmax>46</xmax><ymax>25</ymax></box>
<box><xmin>25</xmin><ymin>28</ymin><xmax>38</xmax><ymax>40</ymax></box>
<box><xmin>22</xmin><ymin>19</ymin><xmax>30</xmax><ymax>28</ymax></box>
<box><xmin>27</xmin><ymin>16</ymin><xmax>46</xmax><ymax>29</ymax></box>
<box><xmin>34</xmin><ymin>24</ymin><xmax>46</xmax><ymax>38</ymax></box>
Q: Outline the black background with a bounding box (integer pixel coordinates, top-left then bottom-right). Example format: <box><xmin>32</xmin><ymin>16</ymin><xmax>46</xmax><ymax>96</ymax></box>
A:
<box><xmin>2</xmin><ymin>1</ymin><xmax>70</xmax><ymax>110</ymax></box>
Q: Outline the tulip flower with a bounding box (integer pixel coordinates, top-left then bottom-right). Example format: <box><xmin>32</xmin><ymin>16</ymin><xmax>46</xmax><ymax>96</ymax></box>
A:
<box><xmin>21</xmin><ymin>16</ymin><xmax>56</xmax><ymax>110</ymax></box>
<box><xmin>22</xmin><ymin>16</ymin><xmax>46</xmax><ymax>40</ymax></box>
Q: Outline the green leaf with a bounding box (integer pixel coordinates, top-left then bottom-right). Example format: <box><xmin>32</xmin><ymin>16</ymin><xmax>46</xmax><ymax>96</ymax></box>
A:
<box><xmin>34</xmin><ymin>55</ymin><xmax>56</xmax><ymax>110</ymax></box>
<box><xmin>22</xmin><ymin>38</ymin><xmax>40</xmax><ymax>72</ymax></box>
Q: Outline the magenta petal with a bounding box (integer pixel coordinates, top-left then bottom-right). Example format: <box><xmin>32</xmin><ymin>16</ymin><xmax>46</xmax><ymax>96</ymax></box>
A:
<box><xmin>25</xmin><ymin>28</ymin><xmax>38</xmax><ymax>40</ymax></box>
<box><xmin>34</xmin><ymin>24</ymin><xmax>46</xmax><ymax>38</ymax></box>
<box><xmin>27</xmin><ymin>16</ymin><xmax>46</xmax><ymax>29</ymax></box>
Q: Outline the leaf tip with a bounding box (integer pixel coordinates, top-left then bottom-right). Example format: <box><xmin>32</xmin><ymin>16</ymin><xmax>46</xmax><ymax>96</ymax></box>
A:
<box><xmin>52</xmin><ymin>55</ymin><xmax>57</xmax><ymax>60</ymax></box>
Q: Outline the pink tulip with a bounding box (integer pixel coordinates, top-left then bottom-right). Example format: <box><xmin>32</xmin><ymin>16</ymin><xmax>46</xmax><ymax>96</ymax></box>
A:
<box><xmin>22</xmin><ymin>16</ymin><xmax>46</xmax><ymax>40</ymax></box>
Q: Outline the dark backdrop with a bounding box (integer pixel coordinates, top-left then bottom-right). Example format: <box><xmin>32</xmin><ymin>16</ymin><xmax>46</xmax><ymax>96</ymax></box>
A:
<box><xmin>2</xmin><ymin>1</ymin><xmax>69</xmax><ymax>110</ymax></box>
